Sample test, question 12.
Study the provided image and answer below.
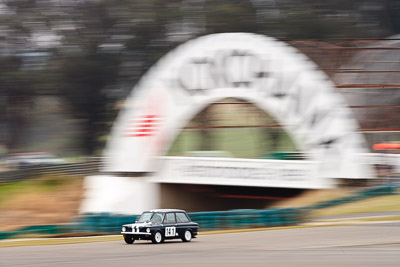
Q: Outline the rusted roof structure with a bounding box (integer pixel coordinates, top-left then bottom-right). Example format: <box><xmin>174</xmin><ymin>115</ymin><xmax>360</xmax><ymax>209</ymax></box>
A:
<box><xmin>289</xmin><ymin>37</ymin><xmax>400</xmax><ymax>149</ymax></box>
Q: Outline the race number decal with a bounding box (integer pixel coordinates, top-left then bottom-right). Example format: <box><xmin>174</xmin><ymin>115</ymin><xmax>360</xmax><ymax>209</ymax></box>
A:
<box><xmin>165</xmin><ymin>227</ymin><xmax>176</xmax><ymax>237</ymax></box>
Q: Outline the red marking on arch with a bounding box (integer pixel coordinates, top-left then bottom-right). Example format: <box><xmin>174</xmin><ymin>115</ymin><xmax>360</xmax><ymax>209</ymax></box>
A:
<box><xmin>124</xmin><ymin>114</ymin><xmax>163</xmax><ymax>137</ymax></box>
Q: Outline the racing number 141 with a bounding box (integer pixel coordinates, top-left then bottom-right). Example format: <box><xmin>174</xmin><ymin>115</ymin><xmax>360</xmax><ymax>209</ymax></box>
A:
<box><xmin>165</xmin><ymin>227</ymin><xmax>176</xmax><ymax>237</ymax></box>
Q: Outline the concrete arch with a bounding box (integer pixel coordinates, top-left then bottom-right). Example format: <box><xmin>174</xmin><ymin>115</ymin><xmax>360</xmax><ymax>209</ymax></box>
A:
<box><xmin>104</xmin><ymin>33</ymin><xmax>371</xmax><ymax>179</ymax></box>
<box><xmin>81</xmin><ymin>33</ymin><xmax>374</xmax><ymax>214</ymax></box>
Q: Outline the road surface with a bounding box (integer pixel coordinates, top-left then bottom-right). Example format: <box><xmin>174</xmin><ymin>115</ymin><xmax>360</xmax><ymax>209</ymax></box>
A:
<box><xmin>1</xmin><ymin>222</ymin><xmax>400</xmax><ymax>267</ymax></box>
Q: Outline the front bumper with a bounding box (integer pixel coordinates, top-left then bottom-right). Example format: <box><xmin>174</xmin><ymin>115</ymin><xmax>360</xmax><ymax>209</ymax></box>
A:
<box><xmin>121</xmin><ymin>232</ymin><xmax>151</xmax><ymax>235</ymax></box>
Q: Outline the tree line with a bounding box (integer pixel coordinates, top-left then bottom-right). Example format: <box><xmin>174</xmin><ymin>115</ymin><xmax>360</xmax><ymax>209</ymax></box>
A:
<box><xmin>0</xmin><ymin>0</ymin><xmax>399</xmax><ymax>155</ymax></box>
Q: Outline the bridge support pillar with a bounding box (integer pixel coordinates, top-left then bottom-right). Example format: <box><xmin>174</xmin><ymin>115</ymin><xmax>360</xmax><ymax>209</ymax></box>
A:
<box><xmin>80</xmin><ymin>175</ymin><xmax>160</xmax><ymax>215</ymax></box>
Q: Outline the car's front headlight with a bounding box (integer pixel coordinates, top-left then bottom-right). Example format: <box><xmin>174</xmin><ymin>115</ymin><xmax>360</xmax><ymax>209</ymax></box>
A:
<box><xmin>146</xmin><ymin>228</ymin><xmax>150</xmax><ymax>233</ymax></box>
<box><xmin>122</xmin><ymin>226</ymin><xmax>126</xmax><ymax>232</ymax></box>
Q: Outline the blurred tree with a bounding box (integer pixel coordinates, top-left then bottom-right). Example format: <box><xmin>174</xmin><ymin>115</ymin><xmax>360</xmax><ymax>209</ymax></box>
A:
<box><xmin>57</xmin><ymin>54</ymin><xmax>119</xmax><ymax>155</ymax></box>
<box><xmin>0</xmin><ymin>57</ymin><xmax>36</xmax><ymax>151</ymax></box>
<box><xmin>50</xmin><ymin>1</ymin><xmax>120</xmax><ymax>155</ymax></box>
<box><xmin>193</xmin><ymin>106</ymin><xmax>214</xmax><ymax>151</ymax></box>
<box><xmin>203</xmin><ymin>0</ymin><xmax>258</xmax><ymax>34</ymax></box>
<box><xmin>51</xmin><ymin>0</ymin><xmax>174</xmax><ymax>155</ymax></box>
<box><xmin>1</xmin><ymin>0</ymin><xmax>400</xmax><ymax>156</ymax></box>
<box><xmin>388</xmin><ymin>0</ymin><xmax>400</xmax><ymax>33</ymax></box>
<box><xmin>0</xmin><ymin>0</ymin><xmax>41</xmax><ymax>152</ymax></box>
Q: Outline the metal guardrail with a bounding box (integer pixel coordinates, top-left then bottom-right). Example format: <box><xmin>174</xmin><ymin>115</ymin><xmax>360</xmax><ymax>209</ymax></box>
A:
<box><xmin>0</xmin><ymin>159</ymin><xmax>101</xmax><ymax>183</ymax></box>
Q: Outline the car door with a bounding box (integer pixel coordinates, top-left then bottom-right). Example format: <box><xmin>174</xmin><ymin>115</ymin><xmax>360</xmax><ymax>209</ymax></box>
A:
<box><xmin>175</xmin><ymin>212</ymin><xmax>191</xmax><ymax>237</ymax></box>
<box><xmin>163</xmin><ymin>212</ymin><xmax>177</xmax><ymax>239</ymax></box>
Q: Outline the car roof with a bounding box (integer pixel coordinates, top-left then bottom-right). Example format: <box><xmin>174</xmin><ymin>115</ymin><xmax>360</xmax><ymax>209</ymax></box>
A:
<box><xmin>145</xmin><ymin>209</ymin><xmax>186</xmax><ymax>213</ymax></box>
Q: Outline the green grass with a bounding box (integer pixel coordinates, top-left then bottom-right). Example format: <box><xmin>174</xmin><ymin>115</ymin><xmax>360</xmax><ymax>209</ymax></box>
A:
<box><xmin>167</xmin><ymin>99</ymin><xmax>298</xmax><ymax>158</ymax></box>
<box><xmin>167</xmin><ymin>128</ymin><xmax>296</xmax><ymax>158</ymax></box>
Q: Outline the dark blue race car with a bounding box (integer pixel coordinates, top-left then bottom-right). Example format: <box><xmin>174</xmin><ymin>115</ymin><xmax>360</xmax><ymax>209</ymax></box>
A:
<box><xmin>121</xmin><ymin>209</ymin><xmax>199</xmax><ymax>244</ymax></box>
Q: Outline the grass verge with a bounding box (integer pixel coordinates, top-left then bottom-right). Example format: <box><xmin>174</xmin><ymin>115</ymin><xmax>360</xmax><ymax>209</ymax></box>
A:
<box><xmin>311</xmin><ymin>194</ymin><xmax>400</xmax><ymax>217</ymax></box>
<box><xmin>0</xmin><ymin>175</ymin><xmax>83</xmax><ymax>231</ymax></box>
<box><xmin>0</xmin><ymin>174</ymin><xmax>81</xmax><ymax>208</ymax></box>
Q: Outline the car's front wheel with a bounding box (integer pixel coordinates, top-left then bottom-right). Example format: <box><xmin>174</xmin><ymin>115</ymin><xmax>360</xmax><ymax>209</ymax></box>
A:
<box><xmin>182</xmin><ymin>230</ymin><xmax>192</xmax><ymax>242</ymax></box>
<box><xmin>152</xmin><ymin>231</ymin><xmax>164</xmax><ymax>244</ymax></box>
<box><xmin>124</xmin><ymin>235</ymin><xmax>135</xmax><ymax>244</ymax></box>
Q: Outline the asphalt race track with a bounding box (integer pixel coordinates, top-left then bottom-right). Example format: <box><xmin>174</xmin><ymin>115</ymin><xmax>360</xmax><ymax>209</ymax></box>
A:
<box><xmin>1</xmin><ymin>222</ymin><xmax>400</xmax><ymax>267</ymax></box>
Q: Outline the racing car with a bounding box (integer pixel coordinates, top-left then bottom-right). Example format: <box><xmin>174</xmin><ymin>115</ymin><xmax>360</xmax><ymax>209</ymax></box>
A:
<box><xmin>121</xmin><ymin>209</ymin><xmax>199</xmax><ymax>244</ymax></box>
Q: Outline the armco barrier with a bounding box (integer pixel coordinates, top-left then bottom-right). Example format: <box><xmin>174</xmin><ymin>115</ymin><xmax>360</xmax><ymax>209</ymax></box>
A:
<box><xmin>188</xmin><ymin>208</ymin><xmax>307</xmax><ymax>230</ymax></box>
<box><xmin>0</xmin><ymin>159</ymin><xmax>101</xmax><ymax>183</ymax></box>
<box><xmin>0</xmin><ymin>225</ymin><xmax>65</xmax><ymax>240</ymax></box>
<box><xmin>72</xmin><ymin>213</ymin><xmax>138</xmax><ymax>234</ymax></box>
<box><xmin>68</xmin><ymin>208</ymin><xmax>308</xmax><ymax>233</ymax></box>
<box><xmin>0</xmin><ymin>186</ymin><xmax>397</xmax><ymax>240</ymax></box>
<box><xmin>0</xmin><ymin>208</ymin><xmax>308</xmax><ymax>240</ymax></box>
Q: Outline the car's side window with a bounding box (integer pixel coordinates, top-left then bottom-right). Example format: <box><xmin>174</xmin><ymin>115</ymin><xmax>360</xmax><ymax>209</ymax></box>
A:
<box><xmin>164</xmin><ymin>213</ymin><xmax>176</xmax><ymax>224</ymax></box>
<box><xmin>176</xmin><ymin>212</ymin><xmax>189</xmax><ymax>223</ymax></box>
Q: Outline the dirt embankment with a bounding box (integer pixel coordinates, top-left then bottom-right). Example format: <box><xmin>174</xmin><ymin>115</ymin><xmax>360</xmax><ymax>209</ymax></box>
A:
<box><xmin>270</xmin><ymin>188</ymin><xmax>353</xmax><ymax>208</ymax></box>
<box><xmin>0</xmin><ymin>176</ymin><xmax>84</xmax><ymax>231</ymax></box>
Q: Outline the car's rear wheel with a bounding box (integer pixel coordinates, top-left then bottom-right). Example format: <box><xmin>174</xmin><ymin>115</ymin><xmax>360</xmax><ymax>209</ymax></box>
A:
<box><xmin>152</xmin><ymin>231</ymin><xmax>164</xmax><ymax>244</ymax></box>
<box><xmin>182</xmin><ymin>230</ymin><xmax>192</xmax><ymax>242</ymax></box>
<box><xmin>124</xmin><ymin>235</ymin><xmax>135</xmax><ymax>244</ymax></box>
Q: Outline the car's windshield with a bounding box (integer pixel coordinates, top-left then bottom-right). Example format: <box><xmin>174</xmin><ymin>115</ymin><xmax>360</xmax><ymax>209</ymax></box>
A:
<box><xmin>137</xmin><ymin>212</ymin><xmax>164</xmax><ymax>223</ymax></box>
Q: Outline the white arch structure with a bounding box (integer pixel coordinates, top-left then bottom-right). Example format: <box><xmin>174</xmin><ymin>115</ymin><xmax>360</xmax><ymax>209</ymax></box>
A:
<box><xmin>81</xmin><ymin>33</ymin><xmax>374</xmax><ymax>214</ymax></box>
